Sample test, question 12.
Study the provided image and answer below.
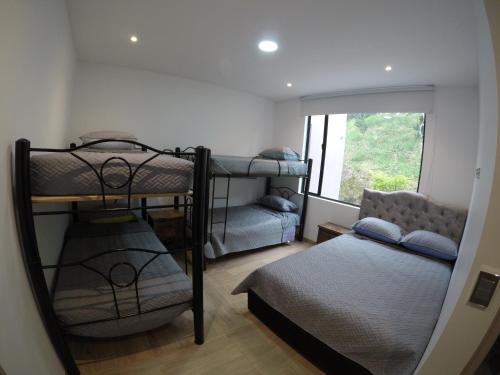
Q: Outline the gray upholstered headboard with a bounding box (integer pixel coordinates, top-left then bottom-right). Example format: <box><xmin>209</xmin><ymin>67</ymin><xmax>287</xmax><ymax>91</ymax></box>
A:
<box><xmin>359</xmin><ymin>189</ymin><xmax>468</xmax><ymax>245</ymax></box>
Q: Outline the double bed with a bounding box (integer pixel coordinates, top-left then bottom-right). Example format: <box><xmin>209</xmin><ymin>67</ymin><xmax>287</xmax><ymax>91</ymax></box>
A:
<box><xmin>233</xmin><ymin>189</ymin><xmax>467</xmax><ymax>375</ymax></box>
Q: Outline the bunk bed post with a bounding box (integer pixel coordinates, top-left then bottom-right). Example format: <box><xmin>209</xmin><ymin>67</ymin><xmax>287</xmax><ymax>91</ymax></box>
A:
<box><xmin>265</xmin><ymin>177</ymin><xmax>271</xmax><ymax>195</ymax></box>
<box><xmin>140</xmin><ymin>145</ymin><xmax>148</xmax><ymax>220</ymax></box>
<box><xmin>204</xmin><ymin>169</ymin><xmax>210</xmax><ymax>245</ymax></box>
<box><xmin>222</xmin><ymin>176</ymin><xmax>230</xmax><ymax>243</ymax></box>
<box><xmin>192</xmin><ymin>146</ymin><xmax>210</xmax><ymax>345</ymax></box>
<box><xmin>174</xmin><ymin>147</ymin><xmax>181</xmax><ymax>210</ymax></box>
<box><xmin>203</xmin><ymin>164</ymin><xmax>211</xmax><ymax>271</ymax></box>
<box><xmin>209</xmin><ymin>175</ymin><xmax>216</xmax><ymax>242</ymax></box>
<box><xmin>140</xmin><ymin>199</ymin><xmax>147</xmax><ymax>220</ymax></box>
<box><xmin>14</xmin><ymin>139</ymin><xmax>79</xmax><ymax>375</ymax></box>
<box><xmin>69</xmin><ymin>142</ymin><xmax>79</xmax><ymax>223</ymax></box>
<box><xmin>298</xmin><ymin>158</ymin><xmax>313</xmax><ymax>241</ymax></box>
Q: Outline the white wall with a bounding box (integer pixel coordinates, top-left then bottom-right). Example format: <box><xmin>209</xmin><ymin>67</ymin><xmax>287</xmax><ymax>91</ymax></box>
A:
<box><xmin>0</xmin><ymin>1</ymin><xmax>75</xmax><ymax>375</ymax></box>
<box><xmin>420</xmin><ymin>87</ymin><xmax>479</xmax><ymax>207</ymax></box>
<box><xmin>274</xmin><ymin>86</ymin><xmax>479</xmax><ymax>240</ymax></box>
<box><xmin>417</xmin><ymin>0</ymin><xmax>500</xmax><ymax>372</ymax></box>
<box><xmin>68</xmin><ymin>62</ymin><xmax>276</xmax><ymax>206</ymax></box>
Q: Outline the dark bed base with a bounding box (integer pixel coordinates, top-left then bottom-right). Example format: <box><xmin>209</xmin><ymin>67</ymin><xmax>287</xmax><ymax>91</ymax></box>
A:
<box><xmin>248</xmin><ymin>290</ymin><xmax>372</xmax><ymax>375</ymax></box>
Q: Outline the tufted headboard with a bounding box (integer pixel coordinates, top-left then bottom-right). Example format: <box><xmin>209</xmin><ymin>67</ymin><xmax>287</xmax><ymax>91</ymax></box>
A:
<box><xmin>359</xmin><ymin>189</ymin><xmax>468</xmax><ymax>245</ymax></box>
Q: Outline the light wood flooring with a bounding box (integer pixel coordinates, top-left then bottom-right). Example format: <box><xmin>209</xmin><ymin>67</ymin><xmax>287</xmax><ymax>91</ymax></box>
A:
<box><xmin>69</xmin><ymin>241</ymin><xmax>322</xmax><ymax>375</ymax></box>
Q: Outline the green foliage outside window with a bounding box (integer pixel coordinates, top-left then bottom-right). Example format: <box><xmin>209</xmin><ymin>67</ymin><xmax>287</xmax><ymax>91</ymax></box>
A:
<box><xmin>370</xmin><ymin>171</ymin><xmax>410</xmax><ymax>191</ymax></box>
<box><xmin>338</xmin><ymin>113</ymin><xmax>424</xmax><ymax>205</ymax></box>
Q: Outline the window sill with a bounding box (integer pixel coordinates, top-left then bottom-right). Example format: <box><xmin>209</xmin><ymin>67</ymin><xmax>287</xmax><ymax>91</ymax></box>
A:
<box><xmin>307</xmin><ymin>193</ymin><xmax>361</xmax><ymax>209</ymax></box>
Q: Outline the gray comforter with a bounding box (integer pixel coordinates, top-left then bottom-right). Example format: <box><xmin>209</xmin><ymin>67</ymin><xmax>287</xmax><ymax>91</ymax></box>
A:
<box><xmin>211</xmin><ymin>155</ymin><xmax>308</xmax><ymax>177</ymax></box>
<box><xmin>205</xmin><ymin>204</ymin><xmax>300</xmax><ymax>259</ymax></box>
<box><xmin>233</xmin><ymin>233</ymin><xmax>452</xmax><ymax>375</ymax></box>
<box><xmin>54</xmin><ymin>220</ymin><xmax>192</xmax><ymax>338</ymax></box>
<box><xmin>31</xmin><ymin>151</ymin><xmax>193</xmax><ymax>196</ymax></box>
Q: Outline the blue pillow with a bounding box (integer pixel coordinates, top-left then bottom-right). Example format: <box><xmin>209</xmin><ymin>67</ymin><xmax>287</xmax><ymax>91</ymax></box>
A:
<box><xmin>401</xmin><ymin>230</ymin><xmax>458</xmax><ymax>261</ymax></box>
<box><xmin>352</xmin><ymin>217</ymin><xmax>403</xmax><ymax>244</ymax></box>
<box><xmin>258</xmin><ymin>195</ymin><xmax>298</xmax><ymax>212</ymax></box>
<box><xmin>259</xmin><ymin>147</ymin><xmax>300</xmax><ymax>161</ymax></box>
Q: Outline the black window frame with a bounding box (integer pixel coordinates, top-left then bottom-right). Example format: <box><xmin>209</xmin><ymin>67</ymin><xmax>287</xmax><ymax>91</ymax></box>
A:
<box><xmin>303</xmin><ymin>113</ymin><xmax>427</xmax><ymax>207</ymax></box>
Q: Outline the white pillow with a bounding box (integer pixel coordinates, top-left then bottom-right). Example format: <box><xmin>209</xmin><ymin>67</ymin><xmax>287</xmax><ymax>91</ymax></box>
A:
<box><xmin>79</xmin><ymin>130</ymin><xmax>137</xmax><ymax>150</ymax></box>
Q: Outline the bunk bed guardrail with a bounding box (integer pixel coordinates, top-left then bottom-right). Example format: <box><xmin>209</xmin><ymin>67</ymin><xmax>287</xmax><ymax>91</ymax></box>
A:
<box><xmin>14</xmin><ymin>138</ymin><xmax>210</xmax><ymax>375</ymax></box>
<box><xmin>42</xmin><ymin>247</ymin><xmax>189</xmax><ymax>327</ymax></box>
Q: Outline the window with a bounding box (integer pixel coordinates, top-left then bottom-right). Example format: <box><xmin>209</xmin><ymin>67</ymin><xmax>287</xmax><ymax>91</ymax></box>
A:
<box><xmin>304</xmin><ymin>112</ymin><xmax>425</xmax><ymax>206</ymax></box>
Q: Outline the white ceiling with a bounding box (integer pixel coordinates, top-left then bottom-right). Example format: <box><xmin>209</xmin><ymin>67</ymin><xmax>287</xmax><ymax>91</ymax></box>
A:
<box><xmin>67</xmin><ymin>0</ymin><xmax>478</xmax><ymax>101</ymax></box>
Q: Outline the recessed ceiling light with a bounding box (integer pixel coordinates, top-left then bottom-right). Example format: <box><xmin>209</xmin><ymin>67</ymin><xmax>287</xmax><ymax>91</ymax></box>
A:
<box><xmin>258</xmin><ymin>40</ymin><xmax>278</xmax><ymax>53</ymax></box>
<box><xmin>385</xmin><ymin>65</ymin><xmax>392</xmax><ymax>72</ymax></box>
<box><xmin>130</xmin><ymin>35</ymin><xmax>139</xmax><ymax>43</ymax></box>
<box><xmin>286</xmin><ymin>82</ymin><xmax>293</xmax><ymax>87</ymax></box>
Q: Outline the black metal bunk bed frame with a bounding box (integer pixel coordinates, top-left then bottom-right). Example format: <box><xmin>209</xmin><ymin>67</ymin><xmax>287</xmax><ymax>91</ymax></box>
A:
<box><xmin>14</xmin><ymin>138</ymin><xmax>210</xmax><ymax>375</ymax></box>
<box><xmin>209</xmin><ymin>157</ymin><xmax>313</xmax><ymax>245</ymax></box>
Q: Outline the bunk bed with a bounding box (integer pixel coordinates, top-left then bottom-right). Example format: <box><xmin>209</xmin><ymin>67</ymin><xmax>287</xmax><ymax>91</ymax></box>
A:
<box><xmin>14</xmin><ymin>139</ymin><xmax>210</xmax><ymax>375</ymax></box>
<box><xmin>205</xmin><ymin>154</ymin><xmax>312</xmax><ymax>259</ymax></box>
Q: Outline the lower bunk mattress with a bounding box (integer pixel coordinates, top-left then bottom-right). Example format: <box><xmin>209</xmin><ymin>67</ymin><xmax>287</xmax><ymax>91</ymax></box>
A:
<box><xmin>53</xmin><ymin>220</ymin><xmax>192</xmax><ymax>338</ymax></box>
<box><xmin>204</xmin><ymin>204</ymin><xmax>300</xmax><ymax>259</ymax></box>
<box><xmin>233</xmin><ymin>233</ymin><xmax>453</xmax><ymax>375</ymax></box>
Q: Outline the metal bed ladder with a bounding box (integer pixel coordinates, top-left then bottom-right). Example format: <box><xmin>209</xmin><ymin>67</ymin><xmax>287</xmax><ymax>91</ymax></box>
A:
<box><xmin>210</xmin><ymin>175</ymin><xmax>231</xmax><ymax>244</ymax></box>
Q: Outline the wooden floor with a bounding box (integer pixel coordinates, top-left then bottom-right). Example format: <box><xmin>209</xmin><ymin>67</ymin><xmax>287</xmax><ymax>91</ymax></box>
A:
<box><xmin>69</xmin><ymin>241</ymin><xmax>323</xmax><ymax>375</ymax></box>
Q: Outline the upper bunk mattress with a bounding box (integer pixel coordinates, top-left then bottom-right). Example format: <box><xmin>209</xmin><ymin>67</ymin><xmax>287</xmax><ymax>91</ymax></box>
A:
<box><xmin>53</xmin><ymin>220</ymin><xmax>192</xmax><ymax>338</ymax></box>
<box><xmin>205</xmin><ymin>204</ymin><xmax>300</xmax><ymax>259</ymax></box>
<box><xmin>31</xmin><ymin>151</ymin><xmax>193</xmax><ymax>196</ymax></box>
<box><xmin>233</xmin><ymin>232</ymin><xmax>453</xmax><ymax>375</ymax></box>
<box><xmin>211</xmin><ymin>155</ymin><xmax>308</xmax><ymax>177</ymax></box>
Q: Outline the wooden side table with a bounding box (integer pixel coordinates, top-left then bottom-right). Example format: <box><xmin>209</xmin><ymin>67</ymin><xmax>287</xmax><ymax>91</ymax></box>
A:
<box><xmin>317</xmin><ymin>222</ymin><xmax>350</xmax><ymax>243</ymax></box>
<box><xmin>148</xmin><ymin>209</ymin><xmax>186</xmax><ymax>250</ymax></box>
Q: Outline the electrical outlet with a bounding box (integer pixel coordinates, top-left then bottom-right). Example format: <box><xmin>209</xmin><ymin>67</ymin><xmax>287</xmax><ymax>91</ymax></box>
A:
<box><xmin>475</xmin><ymin>168</ymin><xmax>481</xmax><ymax>179</ymax></box>
<box><xmin>470</xmin><ymin>270</ymin><xmax>500</xmax><ymax>308</ymax></box>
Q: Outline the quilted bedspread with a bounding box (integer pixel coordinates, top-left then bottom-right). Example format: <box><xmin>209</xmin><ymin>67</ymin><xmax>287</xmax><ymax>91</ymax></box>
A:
<box><xmin>233</xmin><ymin>233</ymin><xmax>452</xmax><ymax>375</ymax></box>
<box><xmin>31</xmin><ymin>151</ymin><xmax>193</xmax><ymax>196</ymax></box>
<box><xmin>205</xmin><ymin>204</ymin><xmax>299</xmax><ymax>259</ymax></box>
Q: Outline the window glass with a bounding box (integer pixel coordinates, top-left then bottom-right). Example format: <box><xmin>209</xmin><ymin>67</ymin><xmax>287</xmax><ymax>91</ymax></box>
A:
<box><xmin>305</xmin><ymin>112</ymin><xmax>425</xmax><ymax>206</ymax></box>
<box><xmin>306</xmin><ymin>115</ymin><xmax>326</xmax><ymax>194</ymax></box>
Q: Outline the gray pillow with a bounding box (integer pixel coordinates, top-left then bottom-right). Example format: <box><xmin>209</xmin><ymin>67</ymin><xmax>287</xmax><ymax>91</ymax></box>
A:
<box><xmin>258</xmin><ymin>195</ymin><xmax>298</xmax><ymax>212</ymax></box>
<box><xmin>352</xmin><ymin>217</ymin><xmax>403</xmax><ymax>244</ymax></box>
<box><xmin>259</xmin><ymin>147</ymin><xmax>300</xmax><ymax>161</ymax></box>
<box><xmin>401</xmin><ymin>230</ymin><xmax>458</xmax><ymax>261</ymax></box>
<box><xmin>80</xmin><ymin>130</ymin><xmax>137</xmax><ymax>150</ymax></box>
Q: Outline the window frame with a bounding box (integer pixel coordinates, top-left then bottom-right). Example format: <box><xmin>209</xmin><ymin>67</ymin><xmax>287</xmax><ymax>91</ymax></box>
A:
<box><xmin>303</xmin><ymin>113</ymin><xmax>426</xmax><ymax>207</ymax></box>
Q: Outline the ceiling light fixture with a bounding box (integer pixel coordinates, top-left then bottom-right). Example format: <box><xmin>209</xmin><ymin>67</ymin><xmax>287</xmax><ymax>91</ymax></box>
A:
<box><xmin>286</xmin><ymin>82</ymin><xmax>293</xmax><ymax>87</ymax></box>
<box><xmin>258</xmin><ymin>40</ymin><xmax>278</xmax><ymax>53</ymax></box>
<box><xmin>385</xmin><ymin>65</ymin><xmax>392</xmax><ymax>72</ymax></box>
<box><xmin>130</xmin><ymin>35</ymin><xmax>139</xmax><ymax>43</ymax></box>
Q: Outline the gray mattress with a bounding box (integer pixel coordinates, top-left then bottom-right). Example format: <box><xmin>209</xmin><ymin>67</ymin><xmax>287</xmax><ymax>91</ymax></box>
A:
<box><xmin>233</xmin><ymin>233</ymin><xmax>452</xmax><ymax>375</ymax></box>
<box><xmin>31</xmin><ymin>151</ymin><xmax>193</xmax><ymax>196</ymax></box>
<box><xmin>205</xmin><ymin>204</ymin><xmax>300</xmax><ymax>259</ymax></box>
<box><xmin>211</xmin><ymin>155</ymin><xmax>308</xmax><ymax>177</ymax></box>
<box><xmin>53</xmin><ymin>220</ymin><xmax>192</xmax><ymax>338</ymax></box>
